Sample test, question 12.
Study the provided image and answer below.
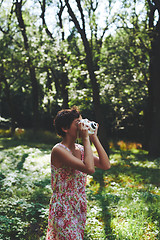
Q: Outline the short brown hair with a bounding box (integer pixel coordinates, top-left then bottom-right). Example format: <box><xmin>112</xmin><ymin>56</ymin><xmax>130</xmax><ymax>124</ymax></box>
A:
<box><xmin>54</xmin><ymin>106</ymin><xmax>80</xmax><ymax>137</ymax></box>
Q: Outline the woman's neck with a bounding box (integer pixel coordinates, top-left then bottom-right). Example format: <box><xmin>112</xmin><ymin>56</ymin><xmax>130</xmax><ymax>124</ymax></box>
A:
<box><xmin>61</xmin><ymin>138</ymin><xmax>76</xmax><ymax>151</ymax></box>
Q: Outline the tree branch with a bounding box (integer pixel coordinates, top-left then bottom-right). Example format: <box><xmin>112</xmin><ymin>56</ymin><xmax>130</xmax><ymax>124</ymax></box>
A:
<box><xmin>64</xmin><ymin>0</ymin><xmax>83</xmax><ymax>34</ymax></box>
<box><xmin>15</xmin><ymin>0</ymin><xmax>29</xmax><ymax>50</ymax></box>
<box><xmin>57</xmin><ymin>0</ymin><xmax>65</xmax><ymax>40</ymax></box>
<box><xmin>75</xmin><ymin>0</ymin><xmax>85</xmax><ymax>31</ymax></box>
<box><xmin>39</xmin><ymin>0</ymin><xmax>54</xmax><ymax>40</ymax></box>
<box><xmin>91</xmin><ymin>0</ymin><xmax>98</xmax><ymax>11</ymax></box>
<box><xmin>147</xmin><ymin>0</ymin><xmax>157</xmax><ymax>28</ymax></box>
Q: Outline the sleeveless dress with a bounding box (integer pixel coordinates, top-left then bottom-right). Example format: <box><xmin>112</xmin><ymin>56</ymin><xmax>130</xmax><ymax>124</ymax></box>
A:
<box><xmin>46</xmin><ymin>143</ymin><xmax>87</xmax><ymax>240</ymax></box>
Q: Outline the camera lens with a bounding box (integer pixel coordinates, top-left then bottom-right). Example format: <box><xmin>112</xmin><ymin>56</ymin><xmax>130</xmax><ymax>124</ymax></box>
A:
<box><xmin>91</xmin><ymin>122</ymin><xmax>96</xmax><ymax>129</ymax></box>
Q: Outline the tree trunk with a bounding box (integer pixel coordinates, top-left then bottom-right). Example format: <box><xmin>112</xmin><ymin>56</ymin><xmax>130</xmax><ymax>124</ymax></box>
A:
<box><xmin>64</xmin><ymin>0</ymin><xmax>109</xmax><ymax>152</ymax></box>
<box><xmin>61</xmin><ymin>72</ymin><xmax>69</xmax><ymax>109</ymax></box>
<box><xmin>15</xmin><ymin>0</ymin><xmax>39</xmax><ymax>130</ymax></box>
<box><xmin>57</xmin><ymin>1</ymin><xmax>69</xmax><ymax>109</ymax></box>
<box><xmin>83</xmin><ymin>38</ymin><xmax>109</xmax><ymax>151</ymax></box>
<box><xmin>147</xmin><ymin>0</ymin><xmax>160</xmax><ymax>156</ymax></box>
<box><xmin>40</xmin><ymin>0</ymin><xmax>69</xmax><ymax>109</ymax></box>
<box><xmin>148</xmin><ymin>36</ymin><xmax>160</xmax><ymax>156</ymax></box>
<box><xmin>0</xmin><ymin>64</ymin><xmax>16</xmax><ymax>133</ymax></box>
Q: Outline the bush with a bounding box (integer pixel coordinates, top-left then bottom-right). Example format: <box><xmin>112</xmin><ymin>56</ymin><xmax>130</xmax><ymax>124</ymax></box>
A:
<box><xmin>13</xmin><ymin>128</ymin><xmax>59</xmax><ymax>144</ymax></box>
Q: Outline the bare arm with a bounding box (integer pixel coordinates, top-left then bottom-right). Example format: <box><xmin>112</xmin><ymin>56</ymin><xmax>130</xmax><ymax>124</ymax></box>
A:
<box><xmin>51</xmin><ymin>123</ymin><xmax>95</xmax><ymax>175</ymax></box>
<box><xmin>90</xmin><ymin>127</ymin><xmax>110</xmax><ymax>170</ymax></box>
<box><xmin>82</xmin><ymin>135</ymin><xmax>95</xmax><ymax>173</ymax></box>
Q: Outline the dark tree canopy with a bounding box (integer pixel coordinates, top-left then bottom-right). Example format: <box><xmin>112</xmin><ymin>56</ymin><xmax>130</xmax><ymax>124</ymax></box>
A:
<box><xmin>0</xmin><ymin>0</ymin><xmax>160</xmax><ymax>156</ymax></box>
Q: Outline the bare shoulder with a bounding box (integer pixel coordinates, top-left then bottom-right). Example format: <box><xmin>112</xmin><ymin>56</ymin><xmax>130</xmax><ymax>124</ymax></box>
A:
<box><xmin>52</xmin><ymin>144</ymin><xmax>71</xmax><ymax>155</ymax></box>
<box><xmin>51</xmin><ymin>144</ymin><xmax>62</xmax><ymax>154</ymax></box>
<box><xmin>51</xmin><ymin>143</ymin><xmax>86</xmax><ymax>171</ymax></box>
<box><xmin>51</xmin><ymin>144</ymin><xmax>70</xmax><ymax>159</ymax></box>
<box><xmin>51</xmin><ymin>144</ymin><xmax>70</xmax><ymax>168</ymax></box>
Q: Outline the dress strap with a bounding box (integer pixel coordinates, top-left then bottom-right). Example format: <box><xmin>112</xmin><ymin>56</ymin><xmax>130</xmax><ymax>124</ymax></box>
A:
<box><xmin>55</xmin><ymin>143</ymin><xmax>84</xmax><ymax>162</ymax></box>
<box><xmin>56</xmin><ymin>143</ymin><xmax>72</xmax><ymax>153</ymax></box>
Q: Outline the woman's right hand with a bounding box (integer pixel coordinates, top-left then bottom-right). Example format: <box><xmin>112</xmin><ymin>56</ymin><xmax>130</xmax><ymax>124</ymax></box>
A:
<box><xmin>78</xmin><ymin>122</ymin><xmax>89</xmax><ymax>140</ymax></box>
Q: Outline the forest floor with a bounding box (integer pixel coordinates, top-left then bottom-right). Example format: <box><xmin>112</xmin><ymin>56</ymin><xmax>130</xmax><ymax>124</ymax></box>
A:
<box><xmin>0</xmin><ymin>135</ymin><xmax>160</xmax><ymax>240</ymax></box>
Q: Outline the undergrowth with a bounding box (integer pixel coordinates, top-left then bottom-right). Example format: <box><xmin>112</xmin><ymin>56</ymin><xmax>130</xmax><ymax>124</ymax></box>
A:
<box><xmin>0</xmin><ymin>134</ymin><xmax>159</xmax><ymax>240</ymax></box>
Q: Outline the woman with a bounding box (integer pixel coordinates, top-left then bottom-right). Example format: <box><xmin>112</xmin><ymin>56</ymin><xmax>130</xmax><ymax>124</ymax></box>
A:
<box><xmin>46</xmin><ymin>106</ymin><xmax>110</xmax><ymax>240</ymax></box>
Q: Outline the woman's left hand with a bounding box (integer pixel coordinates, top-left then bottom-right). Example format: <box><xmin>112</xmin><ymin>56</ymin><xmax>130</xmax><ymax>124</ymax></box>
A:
<box><xmin>89</xmin><ymin>123</ymin><xmax>99</xmax><ymax>141</ymax></box>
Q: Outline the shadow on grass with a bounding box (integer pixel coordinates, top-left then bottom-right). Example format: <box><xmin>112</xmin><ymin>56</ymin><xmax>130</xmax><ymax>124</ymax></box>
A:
<box><xmin>16</xmin><ymin>153</ymin><xmax>29</xmax><ymax>171</ymax></box>
<box><xmin>23</xmin><ymin>178</ymin><xmax>51</xmax><ymax>238</ymax></box>
<box><xmin>0</xmin><ymin>137</ymin><xmax>54</xmax><ymax>151</ymax></box>
<box><xmin>89</xmin><ymin>149</ymin><xmax>160</xmax><ymax>239</ymax></box>
<box><xmin>110</xmin><ymin>149</ymin><xmax>160</xmax><ymax>186</ymax></box>
<box><xmin>0</xmin><ymin>137</ymin><xmax>53</xmax><ymax>173</ymax></box>
<box><xmin>30</xmin><ymin>177</ymin><xmax>51</xmax><ymax>204</ymax></box>
<box><xmin>109</xmin><ymin>162</ymin><xmax>160</xmax><ymax>187</ymax></box>
<box><xmin>91</xmin><ymin>168</ymin><xmax>116</xmax><ymax>240</ymax></box>
<box><xmin>143</xmin><ymin>191</ymin><xmax>160</xmax><ymax>237</ymax></box>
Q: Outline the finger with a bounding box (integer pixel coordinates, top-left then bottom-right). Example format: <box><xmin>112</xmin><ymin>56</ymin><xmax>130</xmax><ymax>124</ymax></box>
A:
<box><xmin>78</xmin><ymin>122</ymin><xmax>82</xmax><ymax>130</ymax></box>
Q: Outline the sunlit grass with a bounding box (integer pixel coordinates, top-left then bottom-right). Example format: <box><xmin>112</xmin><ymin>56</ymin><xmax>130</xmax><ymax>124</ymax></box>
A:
<box><xmin>0</xmin><ymin>135</ymin><xmax>160</xmax><ymax>239</ymax></box>
<box><xmin>0</xmin><ymin>137</ymin><xmax>52</xmax><ymax>240</ymax></box>
<box><xmin>85</xmin><ymin>146</ymin><xmax>160</xmax><ymax>240</ymax></box>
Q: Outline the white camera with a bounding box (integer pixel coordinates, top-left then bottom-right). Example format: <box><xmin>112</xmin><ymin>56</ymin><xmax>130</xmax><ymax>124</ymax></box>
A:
<box><xmin>80</xmin><ymin>118</ymin><xmax>97</xmax><ymax>135</ymax></box>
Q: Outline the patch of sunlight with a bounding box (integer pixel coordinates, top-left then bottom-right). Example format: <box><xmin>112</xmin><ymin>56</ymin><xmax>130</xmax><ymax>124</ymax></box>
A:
<box><xmin>110</xmin><ymin>154</ymin><xmax>122</xmax><ymax>165</ymax></box>
<box><xmin>3</xmin><ymin>171</ymin><xmax>18</xmax><ymax>187</ymax></box>
<box><xmin>104</xmin><ymin>175</ymin><xmax>114</xmax><ymax>185</ymax></box>
<box><xmin>151</xmin><ymin>186</ymin><xmax>160</xmax><ymax>195</ymax></box>
<box><xmin>23</xmin><ymin>153</ymin><xmax>50</xmax><ymax>174</ymax></box>
<box><xmin>132</xmin><ymin>160</ymin><xmax>159</xmax><ymax>169</ymax></box>
<box><xmin>89</xmin><ymin>182</ymin><xmax>100</xmax><ymax>194</ymax></box>
<box><xmin>111</xmin><ymin>217</ymin><xmax>141</xmax><ymax>239</ymax></box>
<box><xmin>118</xmin><ymin>174</ymin><xmax>134</xmax><ymax>184</ymax></box>
<box><xmin>90</xmin><ymin>205</ymin><xmax>102</xmax><ymax>215</ymax></box>
<box><xmin>86</xmin><ymin>203</ymin><xmax>106</xmax><ymax>239</ymax></box>
<box><xmin>117</xmin><ymin>141</ymin><xmax>142</xmax><ymax>151</ymax></box>
<box><xmin>86</xmin><ymin>175</ymin><xmax>93</xmax><ymax>185</ymax></box>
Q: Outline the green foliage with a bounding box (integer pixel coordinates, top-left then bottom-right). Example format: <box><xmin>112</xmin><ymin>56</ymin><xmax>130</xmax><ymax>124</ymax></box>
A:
<box><xmin>84</xmin><ymin>147</ymin><xmax>160</xmax><ymax>239</ymax></box>
<box><xmin>0</xmin><ymin>137</ymin><xmax>159</xmax><ymax>239</ymax></box>
<box><xmin>0</xmin><ymin>137</ymin><xmax>52</xmax><ymax>240</ymax></box>
<box><xmin>0</xmin><ymin>0</ymin><xmax>150</xmax><ymax>142</ymax></box>
<box><xmin>13</xmin><ymin>128</ymin><xmax>60</xmax><ymax>144</ymax></box>
<box><xmin>99</xmin><ymin>25</ymin><xmax>149</xmax><ymax>139</ymax></box>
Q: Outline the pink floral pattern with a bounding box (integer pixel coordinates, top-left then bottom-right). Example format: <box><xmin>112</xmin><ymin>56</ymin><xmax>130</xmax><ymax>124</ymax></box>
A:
<box><xmin>46</xmin><ymin>143</ymin><xmax>87</xmax><ymax>240</ymax></box>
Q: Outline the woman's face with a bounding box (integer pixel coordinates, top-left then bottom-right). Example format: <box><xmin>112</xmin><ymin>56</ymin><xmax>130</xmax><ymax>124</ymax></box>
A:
<box><xmin>68</xmin><ymin>116</ymin><xmax>82</xmax><ymax>138</ymax></box>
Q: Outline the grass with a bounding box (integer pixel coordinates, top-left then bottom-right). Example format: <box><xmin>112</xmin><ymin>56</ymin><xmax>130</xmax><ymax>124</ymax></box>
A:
<box><xmin>0</xmin><ymin>132</ymin><xmax>160</xmax><ymax>240</ymax></box>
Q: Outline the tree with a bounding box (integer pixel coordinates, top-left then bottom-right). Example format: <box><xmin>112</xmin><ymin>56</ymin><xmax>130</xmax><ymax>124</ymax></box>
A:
<box><xmin>0</xmin><ymin>63</ymin><xmax>16</xmax><ymax>132</ymax></box>
<box><xmin>99</xmin><ymin>0</ymin><xmax>150</xmax><ymax>142</ymax></box>
<box><xmin>0</xmin><ymin>3</ymin><xmax>20</xmax><ymax>132</ymax></box>
<box><xmin>62</xmin><ymin>0</ymin><xmax>111</xmax><ymax>151</ymax></box>
<box><xmin>39</xmin><ymin>0</ymin><xmax>69</xmax><ymax>109</ymax></box>
<box><xmin>14</xmin><ymin>0</ymin><xmax>39</xmax><ymax>130</ymax></box>
<box><xmin>147</xmin><ymin>0</ymin><xmax>160</xmax><ymax>156</ymax></box>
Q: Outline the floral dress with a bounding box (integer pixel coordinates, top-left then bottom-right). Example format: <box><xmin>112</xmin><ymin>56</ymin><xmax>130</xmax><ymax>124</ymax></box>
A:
<box><xmin>46</xmin><ymin>143</ymin><xmax>87</xmax><ymax>240</ymax></box>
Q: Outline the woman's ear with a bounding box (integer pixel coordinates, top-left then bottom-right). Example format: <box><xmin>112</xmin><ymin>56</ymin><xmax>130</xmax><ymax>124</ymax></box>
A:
<box><xmin>61</xmin><ymin>127</ymin><xmax>68</xmax><ymax>134</ymax></box>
